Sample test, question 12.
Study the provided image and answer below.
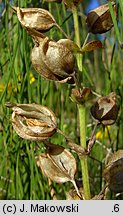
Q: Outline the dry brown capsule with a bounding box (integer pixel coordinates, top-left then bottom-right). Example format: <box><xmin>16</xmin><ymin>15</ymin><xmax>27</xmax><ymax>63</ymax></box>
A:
<box><xmin>13</xmin><ymin>7</ymin><xmax>56</xmax><ymax>33</ymax></box>
<box><xmin>86</xmin><ymin>2</ymin><xmax>116</xmax><ymax>34</ymax></box>
<box><xmin>103</xmin><ymin>150</ymin><xmax>123</xmax><ymax>193</ymax></box>
<box><xmin>31</xmin><ymin>37</ymin><xmax>75</xmax><ymax>83</ymax></box>
<box><xmin>36</xmin><ymin>142</ymin><xmax>81</xmax><ymax>197</ymax></box>
<box><xmin>6</xmin><ymin>102</ymin><xmax>57</xmax><ymax>141</ymax></box>
<box><xmin>91</xmin><ymin>92</ymin><xmax>118</xmax><ymax>125</ymax></box>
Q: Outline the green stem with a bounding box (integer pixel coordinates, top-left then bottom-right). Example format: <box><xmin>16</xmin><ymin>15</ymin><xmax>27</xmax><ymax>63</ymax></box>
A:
<box><xmin>72</xmin><ymin>6</ymin><xmax>81</xmax><ymax>47</ymax></box>
<box><xmin>119</xmin><ymin>0</ymin><xmax>123</xmax><ymax>18</ymax></box>
<box><xmin>72</xmin><ymin>6</ymin><xmax>83</xmax><ymax>90</ymax></box>
<box><xmin>108</xmin><ymin>1</ymin><xmax>121</xmax><ymax>44</ymax></box>
<box><xmin>78</xmin><ymin>104</ymin><xmax>91</xmax><ymax>200</ymax></box>
<box><xmin>72</xmin><ymin>6</ymin><xmax>91</xmax><ymax>199</ymax></box>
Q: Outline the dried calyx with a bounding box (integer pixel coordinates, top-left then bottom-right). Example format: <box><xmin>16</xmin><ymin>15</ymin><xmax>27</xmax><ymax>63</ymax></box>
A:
<box><xmin>71</xmin><ymin>87</ymin><xmax>94</xmax><ymax>105</ymax></box>
<box><xmin>103</xmin><ymin>150</ymin><xmax>123</xmax><ymax>193</ymax></box>
<box><xmin>91</xmin><ymin>92</ymin><xmax>118</xmax><ymax>125</ymax></box>
<box><xmin>31</xmin><ymin>37</ymin><xmax>76</xmax><ymax>83</ymax></box>
<box><xmin>86</xmin><ymin>2</ymin><xmax>116</xmax><ymax>34</ymax></box>
<box><xmin>6</xmin><ymin>102</ymin><xmax>57</xmax><ymax>141</ymax></box>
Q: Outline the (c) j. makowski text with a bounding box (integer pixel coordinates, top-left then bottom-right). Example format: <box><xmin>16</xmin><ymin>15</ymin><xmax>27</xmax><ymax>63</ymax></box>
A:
<box><xmin>19</xmin><ymin>203</ymin><xmax>79</xmax><ymax>213</ymax></box>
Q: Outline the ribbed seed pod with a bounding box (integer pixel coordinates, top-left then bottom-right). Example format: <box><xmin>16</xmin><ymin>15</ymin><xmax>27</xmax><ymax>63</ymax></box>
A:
<box><xmin>13</xmin><ymin>7</ymin><xmax>57</xmax><ymax>33</ymax></box>
<box><xmin>31</xmin><ymin>37</ymin><xmax>75</xmax><ymax>83</ymax></box>
<box><xmin>6</xmin><ymin>102</ymin><xmax>57</xmax><ymax>141</ymax></box>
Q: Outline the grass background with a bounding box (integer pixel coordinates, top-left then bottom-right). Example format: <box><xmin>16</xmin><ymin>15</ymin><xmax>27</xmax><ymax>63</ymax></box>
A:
<box><xmin>0</xmin><ymin>0</ymin><xmax>123</xmax><ymax>199</ymax></box>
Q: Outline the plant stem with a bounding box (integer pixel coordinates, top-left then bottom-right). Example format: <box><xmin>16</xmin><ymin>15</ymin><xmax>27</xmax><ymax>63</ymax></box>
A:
<box><xmin>72</xmin><ymin>6</ymin><xmax>82</xmax><ymax>83</ymax></box>
<box><xmin>72</xmin><ymin>6</ymin><xmax>81</xmax><ymax>47</ymax></box>
<box><xmin>72</xmin><ymin>6</ymin><xmax>91</xmax><ymax>199</ymax></box>
<box><xmin>55</xmin><ymin>23</ymin><xmax>69</xmax><ymax>39</ymax></box>
<box><xmin>119</xmin><ymin>0</ymin><xmax>123</xmax><ymax>19</ymax></box>
<box><xmin>108</xmin><ymin>1</ymin><xmax>121</xmax><ymax>44</ymax></box>
<box><xmin>78</xmin><ymin>104</ymin><xmax>91</xmax><ymax>199</ymax></box>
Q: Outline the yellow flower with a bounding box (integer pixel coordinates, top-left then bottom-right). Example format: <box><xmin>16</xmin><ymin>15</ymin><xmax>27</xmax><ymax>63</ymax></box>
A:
<box><xmin>0</xmin><ymin>82</ymin><xmax>12</xmax><ymax>93</ymax></box>
<box><xmin>18</xmin><ymin>72</ymin><xmax>35</xmax><ymax>84</ymax></box>
<box><xmin>0</xmin><ymin>72</ymin><xmax>35</xmax><ymax>94</ymax></box>
<box><xmin>29</xmin><ymin>72</ymin><xmax>35</xmax><ymax>84</ymax></box>
<box><xmin>0</xmin><ymin>83</ymin><xmax>5</xmax><ymax>93</ymax></box>
<box><xmin>96</xmin><ymin>126</ymin><xmax>110</xmax><ymax>140</ymax></box>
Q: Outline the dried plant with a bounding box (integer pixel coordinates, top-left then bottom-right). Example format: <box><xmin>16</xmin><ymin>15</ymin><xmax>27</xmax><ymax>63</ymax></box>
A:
<box><xmin>5</xmin><ymin>0</ymin><xmax>123</xmax><ymax>200</ymax></box>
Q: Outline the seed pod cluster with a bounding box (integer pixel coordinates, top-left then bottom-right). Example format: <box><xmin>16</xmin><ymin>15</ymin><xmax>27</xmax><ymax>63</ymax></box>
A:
<box><xmin>13</xmin><ymin>7</ymin><xmax>76</xmax><ymax>84</ymax></box>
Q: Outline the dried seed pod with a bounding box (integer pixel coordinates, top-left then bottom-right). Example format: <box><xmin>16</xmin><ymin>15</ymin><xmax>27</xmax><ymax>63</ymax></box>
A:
<box><xmin>31</xmin><ymin>37</ymin><xmax>75</xmax><ymax>83</ymax></box>
<box><xmin>36</xmin><ymin>143</ymin><xmax>81</xmax><ymax>197</ymax></box>
<box><xmin>86</xmin><ymin>2</ymin><xmax>116</xmax><ymax>34</ymax></box>
<box><xmin>37</xmin><ymin>145</ymin><xmax>77</xmax><ymax>183</ymax></box>
<box><xmin>91</xmin><ymin>92</ymin><xmax>118</xmax><ymax>125</ymax></box>
<box><xmin>6</xmin><ymin>102</ymin><xmax>57</xmax><ymax>141</ymax></box>
<box><xmin>103</xmin><ymin>150</ymin><xmax>123</xmax><ymax>193</ymax></box>
<box><xmin>14</xmin><ymin>7</ymin><xmax>56</xmax><ymax>33</ymax></box>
